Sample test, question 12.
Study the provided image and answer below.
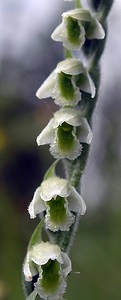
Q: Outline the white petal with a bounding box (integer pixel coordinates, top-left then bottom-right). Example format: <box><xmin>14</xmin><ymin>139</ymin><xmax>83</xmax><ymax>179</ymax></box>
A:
<box><xmin>28</xmin><ymin>187</ymin><xmax>46</xmax><ymax>219</ymax></box>
<box><xmin>61</xmin><ymin>252</ymin><xmax>72</xmax><ymax>277</ymax></box>
<box><xmin>78</xmin><ymin>118</ymin><xmax>93</xmax><ymax>144</ymax></box>
<box><xmin>51</xmin><ymin>22</ymin><xmax>65</xmax><ymax>42</ymax></box>
<box><xmin>39</xmin><ymin>177</ymin><xmax>71</xmax><ymax>201</ymax></box>
<box><xmin>53</xmin><ymin>107</ymin><xmax>83</xmax><ymax>128</ymax></box>
<box><xmin>31</xmin><ymin>242</ymin><xmax>62</xmax><ymax>266</ymax></box>
<box><xmin>23</xmin><ymin>253</ymin><xmax>38</xmax><ymax>281</ymax></box>
<box><xmin>36</xmin><ymin>71</ymin><xmax>56</xmax><ymax>99</ymax></box>
<box><xmin>87</xmin><ymin>19</ymin><xmax>105</xmax><ymax>40</ymax></box>
<box><xmin>23</xmin><ymin>252</ymin><xmax>32</xmax><ymax>281</ymax></box>
<box><xmin>56</xmin><ymin>58</ymin><xmax>85</xmax><ymax>75</ymax></box>
<box><xmin>86</xmin><ymin>71</ymin><xmax>96</xmax><ymax>98</ymax></box>
<box><xmin>62</xmin><ymin>9</ymin><xmax>92</xmax><ymax>22</ymax></box>
<box><xmin>36</xmin><ymin>118</ymin><xmax>54</xmax><ymax>146</ymax></box>
<box><xmin>68</xmin><ymin>186</ymin><xmax>86</xmax><ymax>215</ymax></box>
<box><xmin>78</xmin><ymin>70</ymin><xmax>96</xmax><ymax>98</ymax></box>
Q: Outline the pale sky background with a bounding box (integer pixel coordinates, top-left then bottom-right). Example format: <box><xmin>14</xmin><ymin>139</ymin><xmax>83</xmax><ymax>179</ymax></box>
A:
<box><xmin>0</xmin><ymin>0</ymin><xmax>121</xmax><ymax>92</ymax></box>
<box><xmin>0</xmin><ymin>0</ymin><xmax>121</xmax><ymax>61</ymax></box>
<box><xmin>0</xmin><ymin>0</ymin><xmax>121</xmax><ymax>84</ymax></box>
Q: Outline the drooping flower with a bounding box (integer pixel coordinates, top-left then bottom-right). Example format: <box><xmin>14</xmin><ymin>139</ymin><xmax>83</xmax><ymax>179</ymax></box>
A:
<box><xmin>23</xmin><ymin>242</ymin><xmax>72</xmax><ymax>300</ymax></box>
<box><xmin>36</xmin><ymin>107</ymin><xmax>92</xmax><ymax>160</ymax></box>
<box><xmin>51</xmin><ymin>8</ymin><xmax>105</xmax><ymax>50</ymax></box>
<box><xmin>28</xmin><ymin>175</ymin><xmax>86</xmax><ymax>232</ymax></box>
<box><xmin>36</xmin><ymin>58</ymin><xmax>95</xmax><ymax>107</ymax></box>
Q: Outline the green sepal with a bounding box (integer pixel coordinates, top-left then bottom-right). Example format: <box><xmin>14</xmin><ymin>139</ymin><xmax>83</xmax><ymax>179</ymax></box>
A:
<box><xmin>43</xmin><ymin>159</ymin><xmax>60</xmax><ymax>181</ymax></box>
<box><xmin>26</xmin><ymin>290</ymin><xmax>38</xmax><ymax>300</ymax></box>
<box><xmin>28</xmin><ymin>220</ymin><xmax>43</xmax><ymax>250</ymax></box>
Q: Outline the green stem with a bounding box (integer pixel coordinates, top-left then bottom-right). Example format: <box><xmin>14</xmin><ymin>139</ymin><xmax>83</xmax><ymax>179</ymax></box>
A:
<box><xmin>91</xmin><ymin>0</ymin><xmax>114</xmax><ymax>19</ymax></box>
<box><xmin>64</xmin><ymin>48</ymin><xmax>73</xmax><ymax>59</ymax></box>
<box><xmin>75</xmin><ymin>0</ymin><xmax>82</xmax><ymax>8</ymax></box>
<box><xmin>59</xmin><ymin>0</ymin><xmax>114</xmax><ymax>255</ymax></box>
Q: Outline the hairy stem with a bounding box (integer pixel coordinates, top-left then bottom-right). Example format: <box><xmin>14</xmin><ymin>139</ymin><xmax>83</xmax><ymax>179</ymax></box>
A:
<box><xmin>60</xmin><ymin>0</ymin><xmax>114</xmax><ymax>254</ymax></box>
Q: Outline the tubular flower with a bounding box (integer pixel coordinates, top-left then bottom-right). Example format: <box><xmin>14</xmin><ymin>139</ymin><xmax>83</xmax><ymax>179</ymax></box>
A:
<box><xmin>36</xmin><ymin>58</ymin><xmax>95</xmax><ymax>107</ymax></box>
<box><xmin>28</xmin><ymin>176</ymin><xmax>86</xmax><ymax>232</ymax></box>
<box><xmin>36</xmin><ymin>107</ymin><xmax>92</xmax><ymax>160</ymax></box>
<box><xmin>51</xmin><ymin>8</ymin><xmax>105</xmax><ymax>50</ymax></box>
<box><xmin>23</xmin><ymin>242</ymin><xmax>72</xmax><ymax>300</ymax></box>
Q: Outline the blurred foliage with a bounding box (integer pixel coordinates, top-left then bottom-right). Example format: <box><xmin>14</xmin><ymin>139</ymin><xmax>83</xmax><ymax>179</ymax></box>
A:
<box><xmin>66</xmin><ymin>210</ymin><xmax>121</xmax><ymax>300</ymax></box>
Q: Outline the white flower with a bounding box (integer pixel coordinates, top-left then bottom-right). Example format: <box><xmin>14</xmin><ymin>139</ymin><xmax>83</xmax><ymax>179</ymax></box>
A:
<box><xmin>23</xmin><ymin>242</ymin><xmax>72</xmax><ymax>300</ymax></box>
<box><xmin>28</xmin><ymin>176</ymin><xmax>86</xmax><ymax>232</ymax></box>
<box><xmin>51</xmin><ymin>8</ymin><xmax>105</xmax><ymax>50</ymax></box>
<box><xmin>36</xmin><ymin>107</ymin><xmax>92</xmax><ymax>160</ymax></box>
<box><xmin>36</xmin><ymin>58</ymin><xmax>95</xmax><ymax>107</ymax></box>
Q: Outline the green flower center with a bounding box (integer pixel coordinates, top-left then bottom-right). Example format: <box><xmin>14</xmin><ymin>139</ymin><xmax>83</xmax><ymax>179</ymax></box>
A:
<box><xmin>41</xmin><ymin>259</ymin><xmax>60</xmax><ymax>293</ymax></box>
<box><xmin>66</xmin><ymin>16</ymin><xmax>81</xmax><ymax>45</ymax></box>
<box><xmin>58</xmin><ymin>72</ymin><xmax>74</xmax><ymax>100</ymax></box>
<box><xmin>47</xmin><ymin>196</ymin><xmax>67</xmax><ymax>225</ymax></box>
<box><xmin>57</xmin><ymin>122</ymin><xmax>75</xmax><ymax>152</ymax></box>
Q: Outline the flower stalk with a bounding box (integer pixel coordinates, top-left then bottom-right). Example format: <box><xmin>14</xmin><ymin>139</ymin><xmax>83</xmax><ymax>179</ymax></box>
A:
<box><xmin>23</xmin><ymin>1</ymin><xmax>114</xmax><ymax>299</ymax></box>
<box><xmin>75</xmin><ymin>0</ymin><xmax>82</xmax><ymax>8</ymax></box>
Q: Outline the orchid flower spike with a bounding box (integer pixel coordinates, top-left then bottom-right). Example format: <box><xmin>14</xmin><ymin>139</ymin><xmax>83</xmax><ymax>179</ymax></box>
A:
<box><xmin>36</xmin><ymin>58</ymin><xmax>95</xmax><ymax>107</ymax></box>
<box><xmin>23</xmin><ymin>242</ymin><xmax>72</xmax><ymax>300</ymax></box>
<box><xmin>28</xmin><ymin>175</ymin><xmax>86</xmax><ymax>232</ymax></box>
<box><xmin>51</xmin><ymin>8</ymin><xmax>105</xmax><ymax>50</ymax></box>
<box><xmin>36</xmin><ymin>107</ymin><xmax>92</xmax><ymax>160</ymax></box>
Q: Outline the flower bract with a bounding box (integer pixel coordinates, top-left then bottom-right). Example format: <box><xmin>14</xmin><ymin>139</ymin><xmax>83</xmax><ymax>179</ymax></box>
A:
<box><xmin>51</xmin><ymin>8</ymin><xmax>105</xmax><ymax>50</ymax></box>
<box><xmin>36</xmin><ymin>107</ymin><xmax>92</xmax><ymax>160</ymax></box>
<box><xmin>28</xmin><ymin>175</ymin><xmax>86</xmax><ymax>232</ymax></box>
<box><xmin>23</xmin><ymin>242</ymin><xmax>72</xmax><ymax>300</ymax></box>
<box><xmin>36</xmin><ymin>58</ymin><xmax>95</xmax><ymax>107</ymax></box>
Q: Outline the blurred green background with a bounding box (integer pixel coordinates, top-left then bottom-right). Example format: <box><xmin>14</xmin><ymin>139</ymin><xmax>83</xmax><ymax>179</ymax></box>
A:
<box><xmin>0</xmin><ymin>1</ymin><xmax>121</xmax><ymax>299</ymax></box>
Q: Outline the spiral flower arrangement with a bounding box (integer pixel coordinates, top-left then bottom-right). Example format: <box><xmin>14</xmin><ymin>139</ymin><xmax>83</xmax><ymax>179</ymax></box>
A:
<box><xmin>23</xmin><ymin>1</ymin><xmax>113</xmax><ymax>299</ymax></box>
